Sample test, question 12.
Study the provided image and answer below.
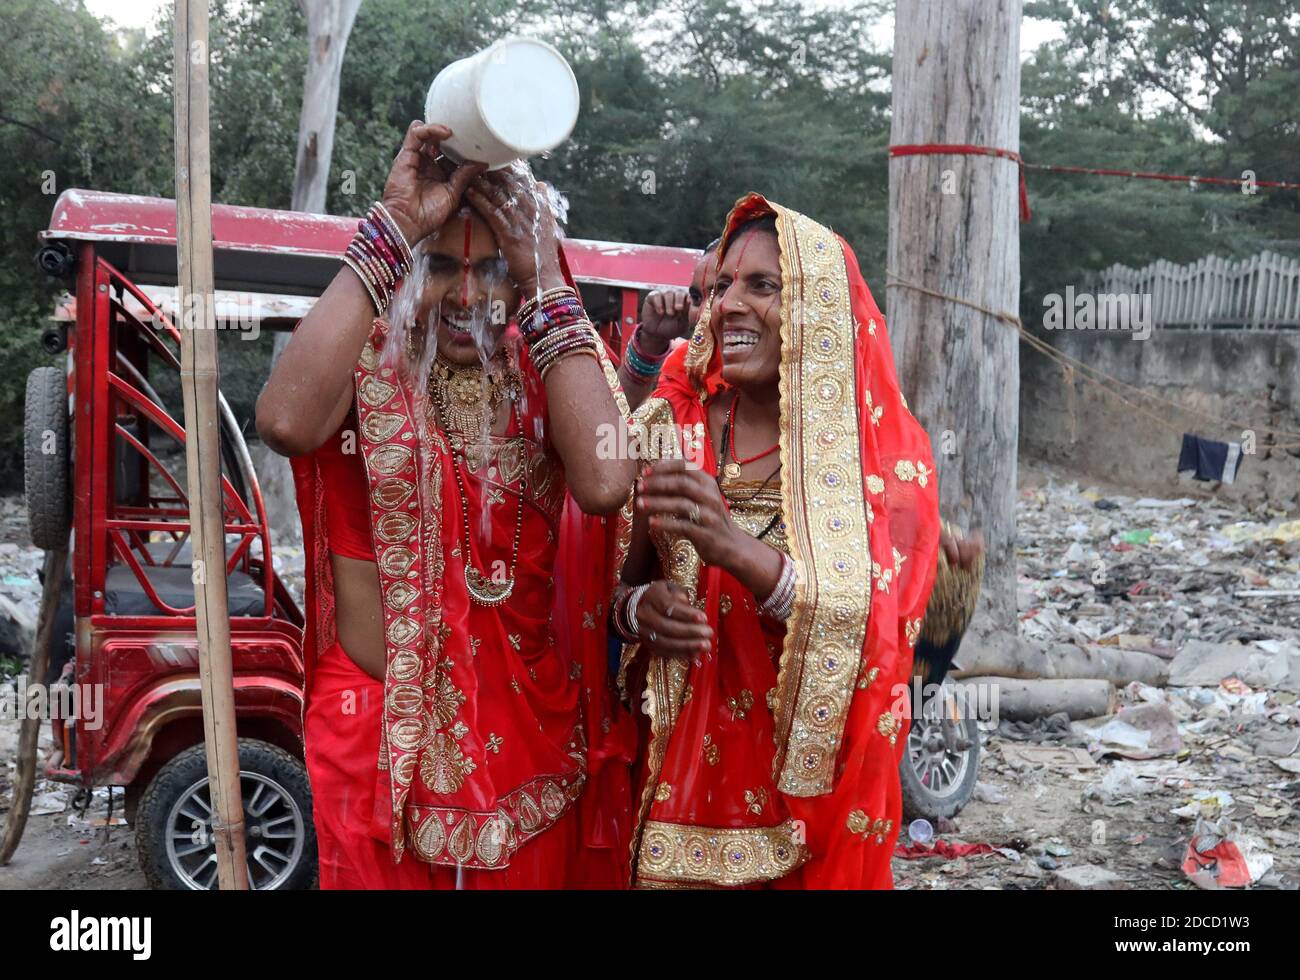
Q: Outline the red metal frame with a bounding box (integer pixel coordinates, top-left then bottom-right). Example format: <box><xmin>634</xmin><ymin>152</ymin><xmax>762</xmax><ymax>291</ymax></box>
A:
<box><xmin>42</xmin><ymin>188</ymin><xmax>701</xmax><ymax>292</ymax></box>
<box><xmin>54</xmin><ymin>243</ymin><xmax>306</xmax><ymax>787</ymax></box>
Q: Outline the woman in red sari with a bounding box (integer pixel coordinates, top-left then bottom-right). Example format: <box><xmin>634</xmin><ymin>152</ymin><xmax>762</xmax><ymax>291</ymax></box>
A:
<box><xmin>257</xmin><ymin>123</ymin><xmax>636</xmax><ymax>889</ymax></box>
<box><xmin>613</xmin><ymin>193</ymin><xmax>941</xmax><ymax>888</ymax></box>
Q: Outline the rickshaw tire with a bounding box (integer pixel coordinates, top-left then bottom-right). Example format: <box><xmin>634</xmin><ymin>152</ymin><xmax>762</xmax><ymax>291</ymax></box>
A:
<box><xmin>899</xmin><ymin>712</ymin><xmax>981</xmax><ymax>823</ymax></box>
<box><xmin>24</xmin><ymin>366</ymin><xmax>70</xmax><ymax>551</ymax></box>
<box><xmin>135</xmin><ymin>738</ymin><xmax>318</xmax><ymax>890</ymax></box>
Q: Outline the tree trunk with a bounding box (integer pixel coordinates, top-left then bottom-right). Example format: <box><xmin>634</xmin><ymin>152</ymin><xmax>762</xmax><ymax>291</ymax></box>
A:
<box><xmin>887</xmin><ymin>0</ymin><xmax>1023</xmax><ymax>644</ymax></box>
<box><xmin>263</xmin><ymin>0</ymin><xmax>362</xmax><ymax>548</ymax></box>
<box><xmin>961</xmin><ymin>677</ymin><xmax>1116</xmax><ymax>721</ymax></box>
<box><xmin>291</xmin><ymin>0</ymin><xmax>362</xmax><ymax>214</ymax></box>
<box><xmin>954</xmin><ymin>641</ymin><xmax>1169</xmax><ymax>687</ymax></box>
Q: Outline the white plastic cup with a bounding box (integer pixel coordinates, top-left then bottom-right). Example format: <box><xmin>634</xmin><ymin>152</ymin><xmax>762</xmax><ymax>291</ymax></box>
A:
<box><xmin>908</xmin><ymin>819</ymin><xmax>934</xmax><ymax>845</ymax></box>
<box><xmin>424</xmin><ymin>37</ymin><xmax>580</xmax><ymax>170</ymax></box>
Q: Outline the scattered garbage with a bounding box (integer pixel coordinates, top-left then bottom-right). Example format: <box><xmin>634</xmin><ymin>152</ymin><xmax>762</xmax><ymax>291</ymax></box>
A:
<box><xmin>894</xmin><ymin>464</ymin><xmax>1300</xmax><ymax>890</ymax></box>
<box><xmin>1084</xmin><ymin>763</ymin><xmax>1159</xmax><ymax>806</ymax></box>
<box><xmin>1181</xmin><ymin>817</ymin><xmax>1274</xmax><ymax>888</ymax></box>
<box><xmin>894</xmin><ymin>839</ymin><xmax>1007</xmax><ymax>861</ymax></box>
<box><xmin>1073</xmin><ymin>703</ymin><xmax>1182</xmax><ymax>759</ymax></box>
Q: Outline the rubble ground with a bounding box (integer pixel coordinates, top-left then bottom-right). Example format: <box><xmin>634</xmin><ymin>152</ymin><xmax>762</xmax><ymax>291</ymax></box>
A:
<box><xmin>3</xmin><ymin>460</ymin><xmax>1298</xmax><ymax>890</ymax></box>
<box><xmin>896</xmin><ymin>462</ymin><xmax>1299</xmax><ymax>890</ymax></box>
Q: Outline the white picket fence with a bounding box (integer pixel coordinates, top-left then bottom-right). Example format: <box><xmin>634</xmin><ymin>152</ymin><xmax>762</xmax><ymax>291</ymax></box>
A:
<box><xmin>1089</xmin><ymin>251</ymin><xmax>1300</xmax><ymax>329</ymax></box>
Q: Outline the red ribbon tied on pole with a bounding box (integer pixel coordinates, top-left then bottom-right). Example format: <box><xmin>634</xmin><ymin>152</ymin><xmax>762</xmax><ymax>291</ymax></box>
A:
<box><xmin>890</xmin><ymin>143</ymin><xmax>1032</xmax><ymax>223</ymax></box>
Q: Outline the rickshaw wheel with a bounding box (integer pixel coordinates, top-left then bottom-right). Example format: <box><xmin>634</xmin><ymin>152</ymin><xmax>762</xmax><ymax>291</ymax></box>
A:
<box><xmin>899</xmin><ymin>682</ymin><xmax>981</xmax><ymax>822</ymax></box>
<box><xmin>24</xmin><ymin>365</ymin><xmax>71</xmax><ymax>550</ymax></box>
<box><xmin>135</xmin><ymin>739</ymin><xmax>317</xmax><ymax>890</ymax></box>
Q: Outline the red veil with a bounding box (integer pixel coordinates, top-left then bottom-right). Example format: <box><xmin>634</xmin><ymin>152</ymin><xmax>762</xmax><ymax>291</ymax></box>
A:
<box><xmin>620</xmin><ymin>193</ymin><xmax>940</xmax><ymax>888</ymax></box>
<box><xmin>290</xmin><ymin>253</ymin><xmax>635</xmax><ymax>883</ymax></box>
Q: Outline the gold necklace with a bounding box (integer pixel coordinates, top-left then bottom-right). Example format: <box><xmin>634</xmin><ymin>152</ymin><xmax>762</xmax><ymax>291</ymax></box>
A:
<box><xmin>428</xmin><ymin>358</ymin><xmax>525</xmax><ymax>608</ymax></box>
<box><xmin>426</xmin><ymin>353</ymin><xmax>520</xmax><ymax>437</ymax></box>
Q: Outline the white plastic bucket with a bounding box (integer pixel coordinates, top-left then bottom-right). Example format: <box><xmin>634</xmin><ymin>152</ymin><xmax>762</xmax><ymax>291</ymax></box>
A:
<box><xmin>424</xmin><ymin>37</ymin><xmax>580</xmax><ymax>170</ymax></box>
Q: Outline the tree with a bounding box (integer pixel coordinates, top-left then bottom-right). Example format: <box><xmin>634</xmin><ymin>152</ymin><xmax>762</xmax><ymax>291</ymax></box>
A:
<box><xmin>1018</xmin><ymin>0</ymin><xmax>1299</xmax><ymax>321</ymax></box>
<box><xmin>290</xmin><ymin>0</ymin><xmax>363</xmax><ymax>213</ymax></box>
<box><xmin>0</xmin><ymin>0</ymin><xmax>170</xmax><ymax>489</ymax></box>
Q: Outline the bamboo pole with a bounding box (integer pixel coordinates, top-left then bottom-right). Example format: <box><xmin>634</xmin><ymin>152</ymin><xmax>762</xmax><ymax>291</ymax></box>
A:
<box><xmin>173</xmin><ymin>0</ymin><xmax>248</xmax><ymax>890</ymax></box>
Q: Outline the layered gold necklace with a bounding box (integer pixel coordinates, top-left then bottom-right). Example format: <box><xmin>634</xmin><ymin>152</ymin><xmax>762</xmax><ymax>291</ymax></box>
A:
<box><xmin>427</xmin><ymin>353</ymin><xmax>525</xmax><ymax>607</ymax></box>
<box><xmin>426</xmin><ymin>352</ymin><xmax>520</xmax><ymax>437</ymax></box>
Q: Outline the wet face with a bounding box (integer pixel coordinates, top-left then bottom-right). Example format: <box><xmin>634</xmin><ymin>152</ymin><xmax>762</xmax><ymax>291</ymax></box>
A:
<box><xmin>416</xmin><ymin>210</ymin><xmax>518</xmax><ymax>366</ymax></box>
<box><xmin>711</xmin><ymin>228</ymin><xmax>782</xmax><ymax>389</ymax></box>
<box><xmin>687</xmin><ymin>250</ymin><xmax>719</xmax><ymax>332</ymax></box>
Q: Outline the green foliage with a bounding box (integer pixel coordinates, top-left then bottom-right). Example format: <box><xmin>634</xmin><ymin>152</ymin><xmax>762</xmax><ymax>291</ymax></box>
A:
<box><xmin>1020</xmin><ymin>0</ymin><xmax>1299</xmax><ymax>326</ymax></box>
<box><xmin>0</xmin><ymin>0</ymin><xmax>171</xmax><ymax>489</ymax></box>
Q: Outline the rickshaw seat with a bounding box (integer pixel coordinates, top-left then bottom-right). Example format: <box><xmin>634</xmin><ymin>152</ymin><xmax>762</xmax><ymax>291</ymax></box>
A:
<box><xmin>103</xmin><ymin>563</ymin><xmax>266</xmax><ymax>617</ymax></box>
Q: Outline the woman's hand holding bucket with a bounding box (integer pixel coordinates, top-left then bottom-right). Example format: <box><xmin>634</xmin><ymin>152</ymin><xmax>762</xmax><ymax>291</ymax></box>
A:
<box><xmin>380</xmin><ymin>121</ymin><xmax>485</xmax><ymax>246</ymax></box>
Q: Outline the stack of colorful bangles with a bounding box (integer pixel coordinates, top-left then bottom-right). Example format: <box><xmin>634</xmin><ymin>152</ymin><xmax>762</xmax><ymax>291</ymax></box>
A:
<box><xmin>517</xmin><ymin>285</ymin><xmax>600</xmax><ymax>378</ymax></box>
<box><xmin>623</xmin><ymin>328</ymin><xmax>670</xmax><ymax>382</ymax></box>
<box><xmin>341</xmin><ymin>202</ymin><xmax>415</xmax><ymax>313</ymax></box>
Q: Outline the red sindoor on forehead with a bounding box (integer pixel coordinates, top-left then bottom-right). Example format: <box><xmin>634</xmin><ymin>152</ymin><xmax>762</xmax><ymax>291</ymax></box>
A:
<box><xmin>716</xmin><ymin>229</ymin><xmax>758</xmax><ymax>310</ymax></box>
<box><xmin>460</xmin><ymin>216</ymin><xmax>473</xmax><ymax>307</ymax></box>
<box><xmin>719</xmin><ymin>227</ymin><xmax>780</xmax><ymax>323</ymax></box>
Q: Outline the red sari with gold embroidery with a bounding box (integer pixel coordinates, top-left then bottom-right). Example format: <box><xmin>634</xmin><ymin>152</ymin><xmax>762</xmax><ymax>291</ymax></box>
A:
<box><xmin>292</xmin><ymin>316</ymin><xmax>635</xmax><ymax>889</ymax></box>
<box><xmin>620</xmin><ymin>194</ymin><xmax>940</xmax><ymax>889</ymax></box>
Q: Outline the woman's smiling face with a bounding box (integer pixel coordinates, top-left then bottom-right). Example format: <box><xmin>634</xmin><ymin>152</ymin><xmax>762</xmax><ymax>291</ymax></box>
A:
<box><xmin>711</xmin><ymin>224</ymin><xmax>782</xmax><ymax>389</ymax></box>
<box><xmin>417</xmin><ymin>209</ymin><xmax>519</xmax><ymax>365</ymax></box>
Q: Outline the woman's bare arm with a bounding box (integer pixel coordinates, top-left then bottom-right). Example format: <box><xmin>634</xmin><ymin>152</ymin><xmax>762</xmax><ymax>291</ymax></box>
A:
<box><xmin>616</xmin><ymin>289</ymin><xmax>687</xmax><ymax>412</ymax></box>
<box><xmin>255</xmin><ymin>271</ymin><xmax>376</xmax><ymax>456</ymax></box>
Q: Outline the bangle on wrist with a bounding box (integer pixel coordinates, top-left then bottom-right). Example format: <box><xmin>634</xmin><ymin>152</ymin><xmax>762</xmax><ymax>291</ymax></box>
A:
<box><xmin>624</xmin><ymin>329</ymin><xmax>668</xmax><ymax>381</ymax></box>
<box><xmin>342</xmin><ymin>202</ymin><xmax>416</xmax><ymax>314</ymax></box>
<box><xmin>631</xmin><ymin>327</ymin><xmax>671</xmax><ymax>360</ymax></box>
<box><xmin>624</xmin><ymin>583</ymin><xmax>651</xmax><ymax>640</ymax></box>
<box><xmin>758</xmin><ymin>553</ymin><xmax>796</xmax><ymax>621</ymax></box>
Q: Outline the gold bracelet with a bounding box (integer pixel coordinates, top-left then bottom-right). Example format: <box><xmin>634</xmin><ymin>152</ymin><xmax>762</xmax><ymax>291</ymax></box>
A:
<box><xmin>342</xmin><ymin>254</ymin><xmax>383</xmax><ymax>314</ymax></box>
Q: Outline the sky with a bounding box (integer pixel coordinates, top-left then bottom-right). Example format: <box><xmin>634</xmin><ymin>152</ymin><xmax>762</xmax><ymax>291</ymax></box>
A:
<box><xmin>87</xmin><ymin>0</ymin><xmax>1064</xmax><ymax>53</ymax></box>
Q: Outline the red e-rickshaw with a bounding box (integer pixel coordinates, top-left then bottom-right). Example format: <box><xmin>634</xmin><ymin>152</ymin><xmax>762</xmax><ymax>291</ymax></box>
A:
<box><xmin>23</xmin><ymin>188</ymin><xmax>699</xmax><ymax>889</ymax></box>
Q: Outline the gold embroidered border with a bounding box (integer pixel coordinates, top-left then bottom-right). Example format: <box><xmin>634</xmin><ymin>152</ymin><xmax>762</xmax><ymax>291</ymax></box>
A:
<box><xmin>635</xmin><ymin>818</ymin><xmax>808</xmax><ymax>887</ymax></box>
<box><xmin>354</xmin><ymin>319</ymin><xmax>444</xmax><ymax>861</ymax></box>
<box><xmin>769</xmin><ymin>205</ymin><xmax>872</xmax><ymax>797</ymax></box>
<box><xmin>405</xmin><ymin>764</ymin><xmax>586</xmax><ymax>870</ymax></box>
<box><xmin>616</xmin><ymin>396</ymin><xmax>698</xmax><ymax>874</ymax></box>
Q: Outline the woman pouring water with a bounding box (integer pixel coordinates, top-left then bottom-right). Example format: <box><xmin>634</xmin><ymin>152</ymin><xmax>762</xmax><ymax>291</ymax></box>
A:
<box><xmin>256</xmin><ymin>116</ymin><xmax>637</xmax><ymax>888</ymax></box>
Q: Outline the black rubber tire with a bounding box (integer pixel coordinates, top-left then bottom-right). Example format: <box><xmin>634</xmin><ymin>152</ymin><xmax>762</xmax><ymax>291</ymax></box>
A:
<box><xmin>24</xmin><ymin>365</ymin><xmax>70</xmax><ymax>550</ymax></box>
<box><xmin>135</xmin><ymin>738</ymin><xmax>317</xmax><ymax>890</ymax></box>
<box><xmin>900</xmin><ymin>711</ymin><xmax>981</xmax><ymax>823</ymax></box>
